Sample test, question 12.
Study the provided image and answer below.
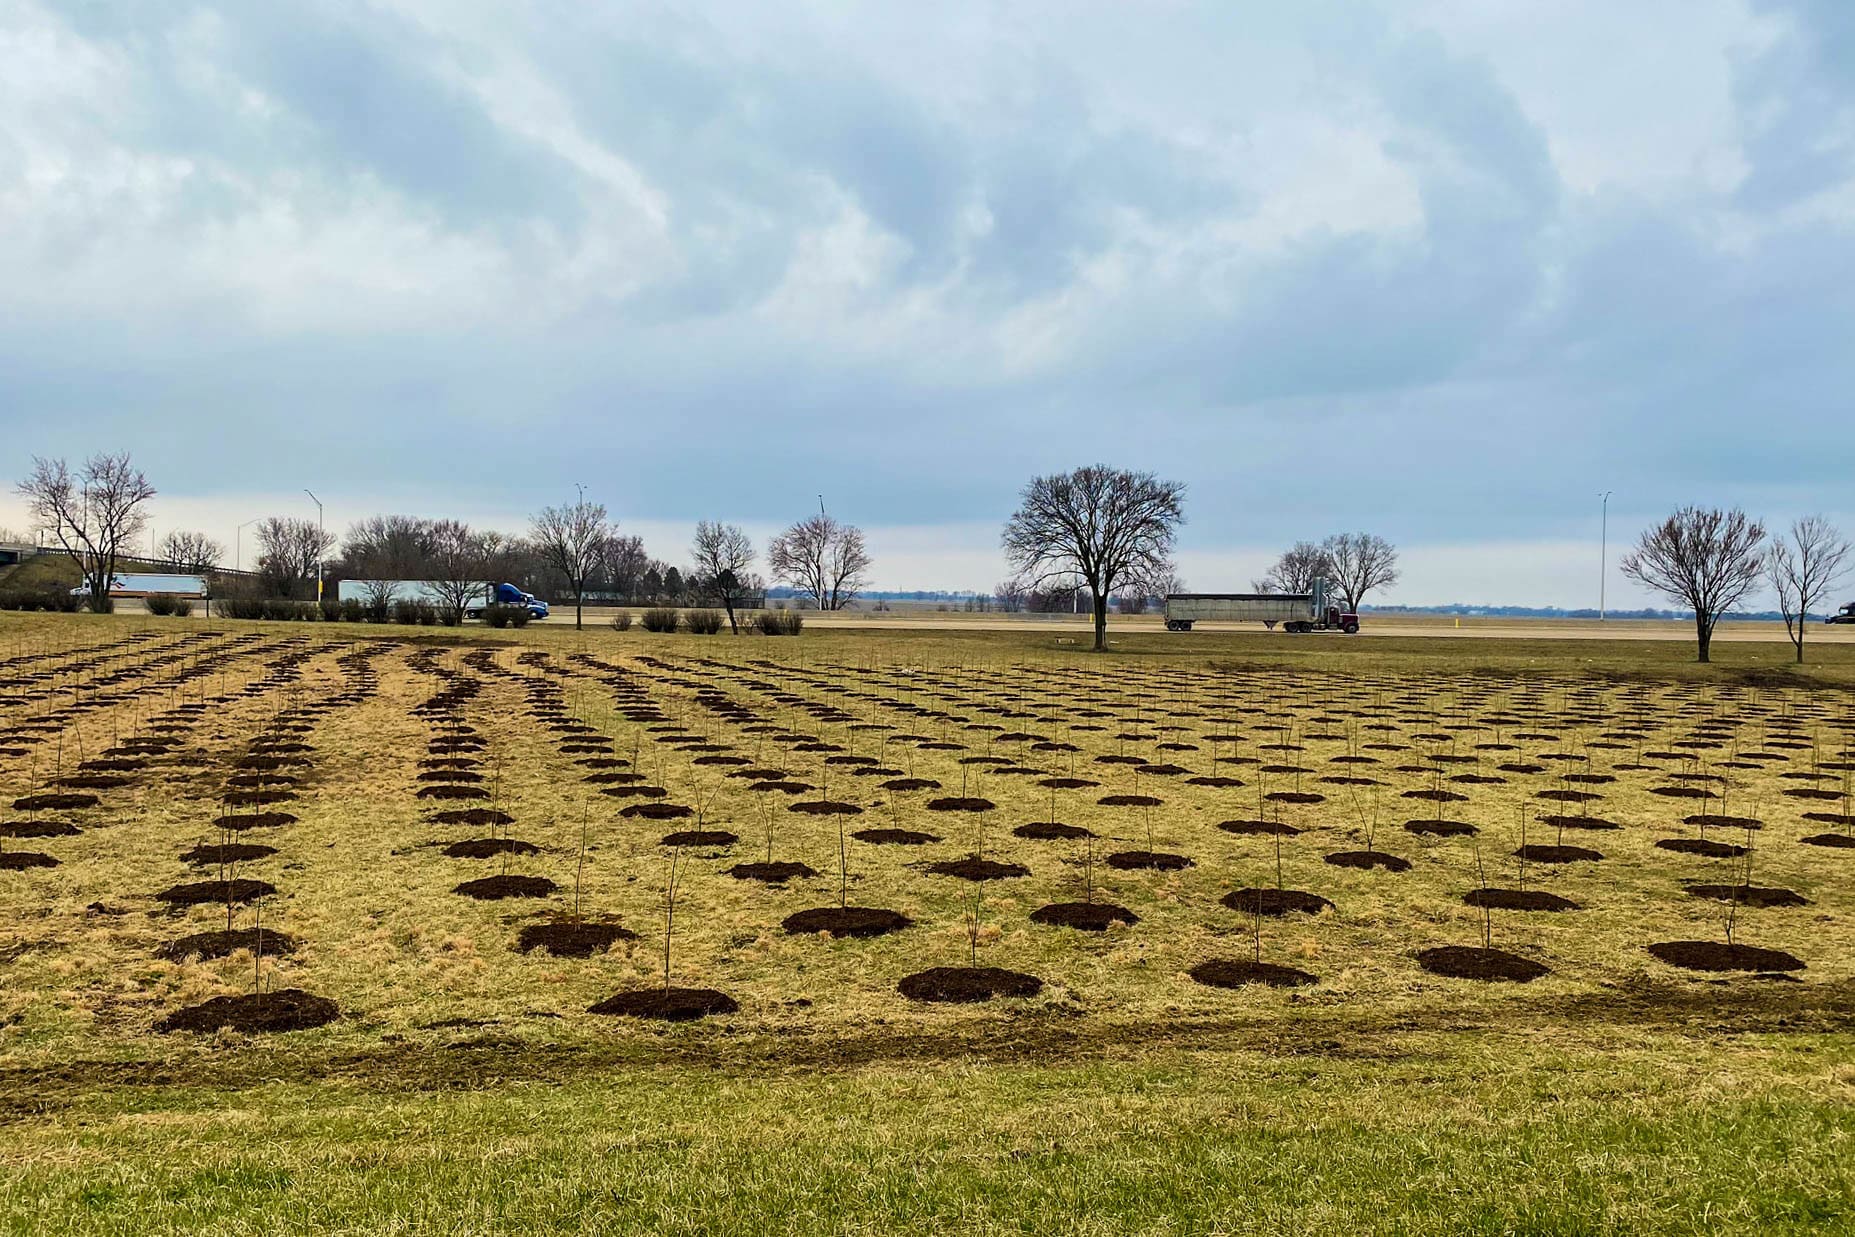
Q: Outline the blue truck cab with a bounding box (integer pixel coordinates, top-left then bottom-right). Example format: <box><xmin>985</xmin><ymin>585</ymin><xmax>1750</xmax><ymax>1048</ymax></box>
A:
<box><xmin>479</xmin><ymin>582</ymin><xmax>549</xmax><ymax>620</ymax></box>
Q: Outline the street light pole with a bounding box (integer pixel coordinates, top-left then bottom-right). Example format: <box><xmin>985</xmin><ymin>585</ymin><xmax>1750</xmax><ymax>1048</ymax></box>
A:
<box><xmin>1599</xmin><ymin>491</ymin><xmax>1613</xmax><ymax>621</ymax></box>
<box><xmin>235</xmin><ymin>518</ymin><xmax>261</xmax><ymax>574</ymax></box>
<box><xmin>303</xmin><ymin>489</ymin><xmax>324</xmax><ymax>603</ymax></box>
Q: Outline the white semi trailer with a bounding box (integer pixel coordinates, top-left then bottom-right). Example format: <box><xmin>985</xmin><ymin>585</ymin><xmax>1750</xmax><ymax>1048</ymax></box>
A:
<box><xmin>1163</xmin><ymin>578</ymin><xmax>1359</xmax><ymax>634</ymax></box>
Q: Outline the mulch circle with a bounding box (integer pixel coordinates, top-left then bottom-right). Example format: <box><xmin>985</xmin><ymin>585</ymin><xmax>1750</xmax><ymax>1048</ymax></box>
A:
<box><xmin>1415</xmin><ymin>946</ymin><xmax>1549</xmax><ymax>982</ymax></box>
<box><xmin>620</xmin><ymin>803</ymin><xmax>694</xmax><ymax>820</ymax></box>
<box><xmin>748</xmin><ymin>781</ymin><xmax>813</xmax><ymax>795</ymax></box>
<box><xmin>55</xmin><ymin>774</ymin><xmax>131</xmax><ymax>790</ymax></box>
<box><xmin>181</xmin><ymin>843</ymin><xmax>278</xmax><ymax>866</ymax></box>
<box><xmin>1189</xmin><ymin>958</ymin><xmax>1317</xmax><ymax>989</ymax></box>
<box><xmin>225</xmin><ymin>790</ymin><xmax>294</xmax><ymax>806</ymax></box>
<box><xmin>1324</xmin><ymin>850</ymin><xmax>1412</xmax><ymax>872</ymax></box>
<box><xmin>0</xmin><ymin>820</ymin><xmax>79</xmax><ymax>838</ymax></box>
<box><xmin>726</xmin><ymin>860</ymin><xmax>818</xmax><ymax>882</ymax></box>
<box><xmin>1403</xmin><ymin>819</ymin><xmax>1477</xmax><ymax>837</ymax></box>
<box><xmin>927</xmin><ymin>857</ymin><xmax>1030</xmax><ymax>881</ymax></box>
<box><xmin>0</xmin><ymin>851</ymin><xmax>58</xmax><ymax>870</ymax></box>
<box><xmin>897</xmin><ymin>966</ymin><xmax>1043</xmax><ymax>1003</ymax></box>
<box><xmin>791</xmin><ymin>801</ymin><xmax>864</xmax><ymax>816</ymax></box>
<box><xmin>1221</xmin><ymin>888</ymin><xmax>1333</xmax><ymax>916</ymax></box>
<box><xmin>156</xmin><ymin>928</ymin><xmax>297</xmax><ymax>962</ymax></box>
<box><xmin>925</xmin><ymin>797</ymin><xmax>996</xmax><ymax>812</ymax></box>
<box><xmin>1656</xmin><ymin>837</ymin><xmax>1746</xmax><ymax>857</ymax></box>
<box><xmin>1106</xmin><ymin>850</ymin><xmax>1193</xmax><ymax>871</ymax></box>
<box><xmin>443</xmin><ymin>838</ymin><xmax>539</xmax><ymax>858</ymax></box>
<box><xmin>662</xmin><ymin>830</ymin><xmax>738</xmax><ymax>847</ymax></box>
<box><xmin>156</xmin><ymin>988</ymin><xmax>338</xmax><ymax>1034</ymax></box>
<box><xmin>156</xmin><ymin>878</ymin><xmax>276</xmax><ymax>906</ymax></box>
<box><xmin>782</xmin><ymin>906</ymin><xmax>911</xmax><ymax>937</ymax></box>
<box><xmin>1646</xmin><ymin>941</ymin><xmax>1805</xmax><ymax>973</ymax></box>
<box><xmin>516</xmin><ymin>921</ymin><xmax>637</xmax><ymax>958</ymax></box>
<box><xmin>1030</xmin><ymin>901</ymin><xmax>1137</xmax><ymax>931</ymax></box>
<box><xmin>1517</xmin><ymin>844</ymin><xmax>1603</xmax><ymax>863</ymax></box>
<box><xmin>1463</xmin><ymin>888</ymin><xmax>1580</xmax><ymax>912</ymax></box>
<box><xmin>1218</xmin><ymin>819</ymin><xmax>1302</xmax><ymax>836</ymax></box>
<box><xmin>1013</xmin><ymin>821</ymin><xmax>1094</xmax><ymax>840</ymax></box>
<box><xmin>1267</xmin><ymin>791</ymin><xmax>1327</xmax><ymax>805</ymax></box>
<box><xmin>587</xmin><ymin>987</ymin><xmax>738</xmax><ymax>1020</ymax></box>
<box><xmin>428</xmin><ymin>809</ymin><xmax>512</xmax><ymax>827</ymax></box>
<box><xmin>217</xmin><ymin>812</ymin><xmax>296</xmax><ymax>830</ymax></box>
<box><xmin>852</xmin><ymin>828</ymin><xmax>940</xmax><ymax>845</ymax></box>
<box><xmin>880</xmin><ymin>778</ymin><xmax>941</xmax><ymax>791</ymax></box>
<box><xmin>454</xmin><ymin>875</ymin><xmax>557</xmax><ymax>900</ymax></box>
<box><xmin>1037</xmin><ymin>777</ymin><xmax>1098</xmax><ymax>790</ymax></box>
<box><xmin>1537</xmin><ymin>814</ymin><xmax>1620</xmax><ymax>831</ymax></box>
<box><xmin>11</xmin><ymin>793</ymin><xmax>98</xmax><ymax>811</ymax></box>
<box><xmin>1801</xmin><ymin>833</ymin><xmax>1855</xmax><ymax>849</ymax></box>
<box><xmin>1684</xmin><ymin>884</ymin><xmax>1808</xmax><ymax>908</ymax></box>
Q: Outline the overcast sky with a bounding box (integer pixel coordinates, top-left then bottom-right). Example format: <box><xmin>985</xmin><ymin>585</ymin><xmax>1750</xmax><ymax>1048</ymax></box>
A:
<box><xmin>2</xmin><ymin>1</ymin><xmax>1851</xmax><ymax>606</ymax></box>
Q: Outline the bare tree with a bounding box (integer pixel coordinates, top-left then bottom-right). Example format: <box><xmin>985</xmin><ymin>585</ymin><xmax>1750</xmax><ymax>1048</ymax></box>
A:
<box><xmin>253</xmin><ymin>517</ymin><xmax>334</xmax><ymax>599</ymax></box>
<box><xmin>530</xmin><ymin>491</ymin><xmax>616</xmax><ymax>629</ymax></box>
<box><xmin>767</xmin><ymin>513</ymin><xmax>872</xmax><ymax>610</ymax></box>
<box><xmin>1767</xmin><ymin>515</ymin><xmax>1851</xmax><ymax>664</ymax></box>
<box><xmin>994</xmin><ymin>577</ymin><xmax>1029</xmax><ymax>613</ymax></box>
<box><xmin>1257</xmin><ymin>541</ymin><xmax>1332</xmax><ymax>594</ymax></box>
<box><xmin>427</xmin><ymin>520</ymin><xmax>491</xmax><ymax>624</ymax></box>
<box><xmin>1621</xmin><ymin>507</ymin><xmax>1766</xmax><ymax>663</ymax></box>
<box><xmin>16</xmin><ymin>453</ymin><xmax>156</xmax><ymax>612</ymax></box>
<box><xmin>1001</xmin><ymin>465</ymin><xmax>1186</xmax><ymax>652</ymax></box>
<box><xmin>341</xmin><ymin>515</ymin><xmax>441</xmax><ymax>579</ymax></box>
<box><xmin>1321</xmin><ymin>532</ymin><xmax>1398</xmax><ymax>613</ymax></box>
<box><xmin>690</xmin><ymin>521</ymin><xmax>760</xmax><ymax>634</ymax></box>
<box><xmin>155</xmin><ymin>530</ymin><xmax>223</xmax><ymax>574</ymax></box>
<box><xmin>600</xmin><ymin>534</ymin><xmax>651</xmax><ymax>600</ymax></box>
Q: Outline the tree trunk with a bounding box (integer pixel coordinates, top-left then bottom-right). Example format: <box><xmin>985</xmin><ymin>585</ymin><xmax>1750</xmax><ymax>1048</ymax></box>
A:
<box><xmin>1796</xmin><ymin>625</ymin><xmax>1805</xmax><ymax>664</ymax></box>
<box><xmin>1695</xmin><ymin>612</ymin><xmax>1711</xmax><ymax>663</ymax></box>
<box><xmin>724</xmin><ymin>601</ymin><xmax>738</xmax><ymax>634</ymax></box>
<box><xmin>1092</xmin><ymin>595</ymin><xmax>1109</xmax><ymax>652</ymax></box>
<box><xmin>575</xmin><ymin>590</ymin><xmax>583</xmax><ymax>631</ymax></box>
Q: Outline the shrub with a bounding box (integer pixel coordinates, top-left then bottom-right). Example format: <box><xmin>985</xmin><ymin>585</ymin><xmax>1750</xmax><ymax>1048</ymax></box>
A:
<box><xmin>392</xmin><ymin>599</ymin><xmax>423</xmax><ymax>625</ymax></box>
<box><xmin>318</xmin><ymin>599</ymin><xmax>342</xmax><ymax>622</ymax></box>
<box><xmin>171</xmin><ymin>597</ymin><xmax>194</xmax><ymax>617</ymax></box>
<box><xmin>754</xmin><ymin>610</ymin><xmax>804</xmax><ymax>636</ymax></box>
<box><xmin>482</xmin><ymin>603</ymin><xmax>531</xmax><ymax>628</ymax></box>
<box><xmin>641</xmin><ymin>607</ymin><xmax>680</xmax><ymax>633</ymax></box>
<box><xmin>0</xmin><ymin>587</ymin><xmax>77</xmax><ymax>612</ymax></box>
<box><xmin>145</xmin><ymin>592</ymin><xmax>176</xmax><ymax>616</ymax></box>
<box><xmin>611</xmin><ymin>610</ymin><xmax>633</xmax><ymax>632</ymax></box>
<box><xmin>683</xmin><ymin>608</ymin><xmax>724</xmax><ymax>635</ymax></box>
<box><xmin>339</xmin><ymin>598</ymin><xmax>365</xmax><ymax>622</ymax></box>
<box><xmin>363</xmin><ymin>595</ymin><xmax>391</xmax><ymax>623</ymax></box>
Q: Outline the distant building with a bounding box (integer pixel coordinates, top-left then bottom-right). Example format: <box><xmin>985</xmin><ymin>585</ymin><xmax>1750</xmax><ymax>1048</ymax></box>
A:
<box><xmin>72</xmin><ymin>573</ymin><xmax>210</xmax><ymax>598</ymax></box>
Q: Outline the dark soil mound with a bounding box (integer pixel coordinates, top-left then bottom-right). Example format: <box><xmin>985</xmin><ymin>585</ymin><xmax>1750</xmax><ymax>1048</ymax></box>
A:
<box><xmin>224</xmin><ymin>789</ymin><xmax>294</xmax><ymax>807</ymax></box>
<box><xmin>454</xmin><ymin>875</ymin><xmax>557</xmax><ymax>900</ymax></box>
<box><xmin>1218</xmin><ymin>819</ymin><xmax>1302</xmax><ymax>836</ymax></box>
<box><xmin>1038</xmin><ymin>777</ymin><xmax>1099</xmax><ymax>790</ymax></box>
<box><xmin>516</xmin><ymin>921</ymin><xmax>636</xmax><ymax>957</ymax></box>
<box><xmin>1685</xmin><ymin>884</ymin><xmax>1808</xmax><ymax>908</ymax></box>
<box><xmin>1537</xmin><ymin>814</ymin><xmax>1620</xmax><ymax>831</ymax></box>
<box><xmin>602</xmin><ymin>785</ymin><xmax>668</xmax><ymax>799</ymax></box>
<box><xmin>726</xmin><ymin>860</ymin><xmax>818</xmax><ymax>882</ymax></box>
<box><xmin>852</xmin><ymin>828</ymin><xmax>940</xmax><ymax>845</ymax></box>
<box><xmin>588</xmin><ymin>987</ymin><xmax>738</xmax><ymax>1020</ymax></box>
<box><xmin>1517</xmin><ymin>844</ymin><xmax>1603</xmax><ymax>863</ymax></box>
<box><xmin>443</xmin><ymin>838</ymin><xmax>538</xmax><ymax>858</ymax></box>
<box><xmin>1656</xmin><ymin>838</ymin><xmax>1746</xmax><ymax>858</ymax></box>
<box><xmin>791</xmin><ymin>800</ymin><xmax>864</xmax><ymax>816</ymax></box>
<box><xmin>12</xmin><ymin>793</ymin><xmax>98</xmax><ymax>811</ymax></box>
<box><xmin>156</xmin><ymin>878</ymin><xmax>275</xmax><ymax>905</ymax></box>
<box><xmin>1186</xmin><ymin>775</ymin><xmax>1247</xmax><ymax>788</ymax></box>
<box><xmin>427</xmin><ymin>808</ymin><xmax>512</xmax><ymax>827</ymax></box>
<box><xmin>1098</xmin><ymin>794</ymin><xmax>1163</xmax><ymax>807</ymax></box>
<box><xmin>620</xmin><ymin>803</ymin><xmax>694</xmax><ymax>820</ymax></box>
<box><xmin>1267</xmin><ymin>791</ymin><xmax>1327</xmax><ymax>805</ymax></box>
<box><xmin>897</xmin><ymin>966</ymin><xmax>1043</xmax><ymax>1003</ymax></box>
<box><xmin>1221</xmin><ymin>888</ymin><xmax>1333</xmax><ymax>916</ymax></box>
<box><xmin>1649</xmin><ymin>786</ymin><xmax>1712</xmax><ymax>799</ymax></box>
<box><xmin>1404</xmin><ymin>819</ymin><xmax>1477</xmax><ymax>837</ymax></box>
<box><xmin>182</xmin><ymin>843</ymin><xmax>278</xmax><ymax>866</ymax></box>
<box><xmin>0</xmin><ymin>820</ymin><xmax>79</xmax><ymax>838</ymax></box>
<box><xmin>1190</xmin><ymin>958</ymin><xmax>1317</xmax><ymax>989</ymax></box>
<box><xmin>218</xmin><ymin>812</ymin><xmax>297</xmax><ymax>831</ymax></box>
<box><xmin>416</xmin><ymin>785</ymin><xmax>487</xmax><ymax>800</ymax></box>
<box><xmin>662</xmin><ymin>830</ymin><xmax>738</xmax><ymax>847</ymax></box>
<box><xmin>748</xmin><ymin>781</ymin><xmax>813</xmax><ymax>795</ymax></box>
<box><xmin>1030</xmin><ymin>901</ymin><xmax>1137</xmax><ymax>931</ymax></box>
<box><xmin>1106</xmin><ymin>850</ymin><xmax>1193</xmax><ymax>871</ymax></box>
<box><xmin>156</xmin><ymin>988</ymin><xmax>338</xmax><ymax>1034</ymax></box>
<box><xmin>0</xmin><ymin>851</ymin><xmax>58</xmax><ymax>870</ymax></box>
<box><xmin>1682</xmin><ymin>813</ymin><xmax>1763</xmax><ymax>830</ymax></box>
<box><xmin>157</xmin><ymin>928</ymin><xmax>297</xmax><ymax>962</ymax></box>
<box><xmin>1014</xmin><ymin>821</ymin><xmax>1094</xmax><ymax>840</ymax></box>
<box><xmin>1647</xmin><ymin>940</ymin><xmax>1805</xmax><ymax>973</ymax></box>
<box><xmin>1324</xmin><ymin>850</ymin><xmax>1412</xmax><ymax>872</ymax></box>
<box><xmin>782</xmin><ymin>906</ymin><xmax>911</xmax><ymax>937</ymax></box>
<box><xmin>925</xmin><ymin>797</ymin><xmax>996</xmax><ymax>812</ymax></box>
<box><xmin>1416</xmin><ymin>946</ymin><xmax>1549</xmax><ymax>982</ymax></box>
<box><xmin>927</xmin><ymin>857</ymin><xmax>1029</xmax><ymax>880</ymax></box>
<box><xmin>1802</xmin><ymin>833</ymin><xmax>1855</xmax><ymax>849</ymax></box>
<box><xmin>1464</xmin><ymin>888</ymin><xmax>1580</xmax><ymax>912</ymax></box>
<box><xmin>880</xmin><ymin>778</ymin><xmax>941</xmax><ymax>791</ymax></box>
<box><xmin>56</xmin><ymin>774</ymin><xmax>131</xmax><ymax>790</ymax></box>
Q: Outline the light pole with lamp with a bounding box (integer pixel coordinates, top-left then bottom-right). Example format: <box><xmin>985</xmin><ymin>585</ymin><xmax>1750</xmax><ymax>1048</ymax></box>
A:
<box><xmin>1599</xmin><ymin>491</ymin><xmax>1613</xmax><ymax>621</ymax></box>
<box><xmin>303</xmin><ymin>490</ymin><xmax>324</xmax><ymax>603</ymax></box>
<box><xmin>235</xmin><ymin>517</ymin><xmax>262</xmax><ymax>574</ymax></box>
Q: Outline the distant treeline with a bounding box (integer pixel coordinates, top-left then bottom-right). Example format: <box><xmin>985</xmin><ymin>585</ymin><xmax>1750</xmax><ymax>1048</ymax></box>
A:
<box><xmin>1364</xmin><ymin>604</ymin><xmax>1841</xmax><ymax>622</ymax></box>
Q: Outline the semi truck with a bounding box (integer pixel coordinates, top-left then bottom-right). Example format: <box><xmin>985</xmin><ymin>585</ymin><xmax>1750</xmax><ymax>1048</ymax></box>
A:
<box><xmin>1163</xmin><ymin>578</ymin><xmax>1359</xmax><ymax>634</ymax></box>
<box><xmin>336</xmin><ymin>579</ymin><xmax>550</xmax><ymax>620</ymax></box>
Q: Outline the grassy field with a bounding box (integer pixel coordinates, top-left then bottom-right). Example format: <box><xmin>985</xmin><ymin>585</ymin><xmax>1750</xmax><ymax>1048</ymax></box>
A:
<box><xmin>1</xmin><ymin>611</ymin><xmax>1852</xmax><ymax>1233</ymax></box>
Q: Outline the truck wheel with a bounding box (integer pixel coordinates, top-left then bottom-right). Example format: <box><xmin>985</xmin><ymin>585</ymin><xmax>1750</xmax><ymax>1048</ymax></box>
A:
<box><xmin>1342</xmin><ymin>621</ymin><xmax>1359</xmax><ymax>634</ymax></box>
<box><xmin>1264</xmin><ymin>621</ymin><xmax>1277</xmax><ymax>631</ymax></box>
